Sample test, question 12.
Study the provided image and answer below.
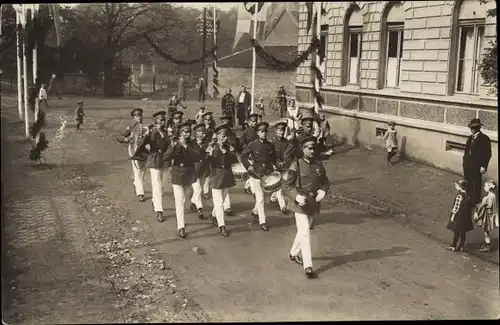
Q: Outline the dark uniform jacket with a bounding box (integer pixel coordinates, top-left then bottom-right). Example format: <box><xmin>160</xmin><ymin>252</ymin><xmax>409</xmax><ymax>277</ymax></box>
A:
<box><xmin>208</xmin><ymin>144</ymin><xmax>238</xmax><ymax>189</ymax></box>
<box><xmin>283</xmin><ymin>158</ymin><xmax>330</xmax><ymax>216</ymax></box>
<box><xmin>240</xmin><ymin>139</ymin><xmax>277</xmax><ymax>179</ymax></box>
<box><xmin>463</xmin><ymin>132</ymin><xmax>492</xmax><ymax>173</ymax></box>
<box><xmin>145</xmin><ymin>128</ymin><xmax>171</xmax><ymax>169</ymax></box>
<box><xmin>204</xmin><ymin>120</ymin><xmax>216</xmax><ymax>140</ymax></box>
<box><xmin>122</xmin><ymin>122</ymin><xmax>149</xmax><ymax>161</ymax></box>
<box><xmin>272</xmin><ymin>137</ymin><xmax>295</xmax><ymax>171</ymax></box>
<box><xmin>192</xmin><ymin>137</ymin><xmax>211</xmax><ymax>178</ymax></box>
<box><xmin>239</xmin><ymin>126</ymin><xmax>258</xmax><ymax>149</ymax></box>
<box><xmin>164</xmin><ymin>141</ymin><xmax>201</xmax><ymax>186</ymax></box>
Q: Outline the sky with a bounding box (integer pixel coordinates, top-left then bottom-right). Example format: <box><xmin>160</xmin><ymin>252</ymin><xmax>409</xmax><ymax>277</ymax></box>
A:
<box><xmin>177</xmin><ymin>2</ymin><xmax>237</xmax><ymax>12</ymax></box>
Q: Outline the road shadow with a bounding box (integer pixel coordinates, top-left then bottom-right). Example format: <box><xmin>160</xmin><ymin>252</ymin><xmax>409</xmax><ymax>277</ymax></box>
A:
<box><xmin>313</xmin><ymin>246</ymin><xmax>410</xmax><ymax>276</ymax></box>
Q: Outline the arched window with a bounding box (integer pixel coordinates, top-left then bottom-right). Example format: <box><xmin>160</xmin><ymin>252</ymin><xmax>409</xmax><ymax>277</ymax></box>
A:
<box><xmin>451</xmin><ymin>0</ymin><xmax>487</xmax><ymax>95</ymax></box>
<box><xmin>379</xmin><ymin>2</ymin><xmax>405</xmax><ymax>89</ymax></box>
<box><xmin>342</xmin><ymin>5</ymin><xmax>363</xmax><ymax>85</ymax></box>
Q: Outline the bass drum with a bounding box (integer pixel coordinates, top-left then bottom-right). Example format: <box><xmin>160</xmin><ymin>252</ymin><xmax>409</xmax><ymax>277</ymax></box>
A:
<box><xmin>129</xmin><ymin>124</ymin><xmax>150</xmax><ymax>161</ymax></box>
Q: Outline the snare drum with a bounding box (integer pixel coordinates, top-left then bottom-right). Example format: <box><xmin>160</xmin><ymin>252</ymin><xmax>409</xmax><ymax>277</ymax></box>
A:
<box><xmin>232</xmin><ymin>163</ymin><xmax>248</xmax><ymax>182</ymax></box>
<box><xmin>262</xmin><ymin>171</ymin><xmax>282</xmax><ymax>193</ymax></box>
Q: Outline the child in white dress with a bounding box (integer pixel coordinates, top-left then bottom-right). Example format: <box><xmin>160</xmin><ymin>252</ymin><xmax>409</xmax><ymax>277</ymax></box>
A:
<box><xmin>381</xmin><ymin>121</ymin><xmax>398</xmax><ymax>165</ymax></box>
<box><xmin>473</xmin><ymin>180</ymin><xmax>499</xmax><ymax>252</ymax></box>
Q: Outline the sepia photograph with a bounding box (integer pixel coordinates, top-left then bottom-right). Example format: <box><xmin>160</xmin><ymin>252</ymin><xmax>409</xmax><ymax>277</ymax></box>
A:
<box><xmin>0</xmin><ymin>1</ymin><xmax>498</xmax><ymax>323</ymax></box>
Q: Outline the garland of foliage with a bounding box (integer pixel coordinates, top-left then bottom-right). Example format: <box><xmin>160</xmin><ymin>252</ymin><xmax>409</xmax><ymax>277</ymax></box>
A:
<box><xmin>144</xmin><ymin>33</ymin><xmax>217</xmax><ymax>65</ymax></box>
<box><xmin>212</xmin><ymin>19</ymin><xmax>220</xmax><ymax>98</ymax></box>
<box><xmin>250</xmin><ymin>37</ymin><xmax>320</xmax><ymax>72</ymax></box>
<box><xmin>310</xmin><ymin>7</ymin><xmax>325</xmax><ymax>113</ymax></box>
<box><xmin>479</xmin><ymin>38</ymin><xmax>497</xmax><ymax>95</ymax></box>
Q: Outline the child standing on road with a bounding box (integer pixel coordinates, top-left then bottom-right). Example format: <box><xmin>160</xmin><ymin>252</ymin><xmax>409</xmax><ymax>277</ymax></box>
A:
<box><xmin>38</xmin><ymin>84</ymin><xmax>49</xmax><ymax>109</ymax></box>
<box><xmin>195</xmin><ymin>106</ymin><xmax>206</xmax><ymax>124</ymax></box>
<box><xmin>381</xmin><ymin>121</ymin><xmax>398</xmax><ymax>165</ymax></box>
<box><xmin>75</xmin><ymin>100</ymin><xmax>85</xmax><ymax>131</ymax></box>
<box><xmin>473</xmin><ymin>180</ymin><xmax>499</xmax><ymax>252</ymax></box>
<box><xmin>256</xmin><ymin>97</ymin><xmax>265</xmax><ymax>117</ymax></box>
<box><xmin>446</xmin><ymin>180</ymin><xmax>474</xmax><ymax>252</ymax></box>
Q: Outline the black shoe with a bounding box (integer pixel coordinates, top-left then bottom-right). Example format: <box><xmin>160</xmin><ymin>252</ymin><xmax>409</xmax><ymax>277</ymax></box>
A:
<box><xmin>289</xmin><ymin>254</ymin><xmax>303</xmax><ymax>265</ymax></box>
<box><xmin>260</xmin><ymin>223</ymin><xmax>269</xmax><ymax>231</ymax></box>
<box><xmin>248</xmin><ymin>212</ymin><xmax>258</xmax><ymax>226</ymax></box>
<box><xmin>197</xmin><ymin>208</ymin><xmax>204</xmax><ymax>220</ymax></box>
<box><xmin>220</xmin><ymin>226</ymin><xmax>228</xmax><ymax>237</ymax></box>
<box><xmin>178</xmin><ymin>228</ymin><xmax>187</xmax><ymax>238</ymax></box>
<box><xmin>281</xmin><ymin>207</ymin><xmax>290</xmax><ymax>215</ymax></box>
<box><xmin>190</xmin><ymin>203</ymin><xmax>197</xmax><ymax>212</ymax></box>
<box><xmin>270</xmin><ymin>198</ymin><xmax>277</xmax><ymax>204</ymax></box>
<box><xmin>138</xmin><ymin>195</ymin><xmax>145</xmax><ymax>202</ymax></box>
<box><xmin>245</xmin><ymin>188</ymin><xmax>253</xmax><ymax>195</ymax></box>
<box><xmin>445</xmin><ymin>245</ymin><xmax>457</xmax><ymax>252</ymax></box>
<box><xmin>479</xmin><ymin>244</ymin><xmax>492</xmax><ymax>252</ymax></box>
<box><xmin>157</xmin><ymin>211</ymin><xmax>164</xmax><ymax>222</ymax></box>
<box><xmin>225</xmin><ymin>208</ymin><xmax>233</xmax><ymax>216</ymax></box>
<box><xmin>305</xmin><ymin>267</ymin><xmax>315</xmax><ymax>278</ymax></box>
<box><xmin>203</xmin><ymin>193</ymin><xmax>210</xmax><ymax>200</ymax></box>
<box><xmin>210</xmin><ymin>216</ymin><xmax>218</xmax><ymax>227</ymax></box>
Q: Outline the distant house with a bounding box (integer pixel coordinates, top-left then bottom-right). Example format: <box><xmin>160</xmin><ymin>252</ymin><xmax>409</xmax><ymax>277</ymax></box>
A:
<box><xmin>207</xmin><ymin>4</ymin><xmax>299</xmax><ymax>104</ymax></box>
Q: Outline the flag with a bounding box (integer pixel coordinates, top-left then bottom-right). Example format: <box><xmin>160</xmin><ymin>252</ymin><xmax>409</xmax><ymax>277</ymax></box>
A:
<box><xmin>262</xmin><ymin>2</ymin><xmax>288</xmax><ymax>40</ymax></box>
<box><xmin>243</xmin><ymin>2</ymin><xmax>265</xmax><ymax>15</ymax></box>
<box><xmin>49</xmin><ymin>4</ymin><xmax>62</xmax><ymax>47</ymax></box>
<box><xmin>232</xmin><ymin>2</ymin><xmax>269</xmax><ymax>51</ymax></box>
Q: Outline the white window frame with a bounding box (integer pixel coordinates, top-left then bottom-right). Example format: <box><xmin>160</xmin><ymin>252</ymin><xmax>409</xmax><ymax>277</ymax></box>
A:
<box><xmin>319</xmin><ymin>25</ymin><xmax>328</xmax><ymax>81</ymax></box>
<box><xmin>455</xmin><ymin>20</ymin><xmax>485</xmax><ymax>95</ymax></box>
<box><xmin>384</xmin><ymin>23</ymin><xmax>404</xmax><ymax>89</ymax></box>
<box><xmin>347</xmin><ymin>26</ymin><xmax>362</xmax><ymax>85</ymax></box>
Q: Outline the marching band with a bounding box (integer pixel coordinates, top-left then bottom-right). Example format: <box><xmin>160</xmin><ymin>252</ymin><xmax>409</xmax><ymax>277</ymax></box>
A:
<box><xmin>118</xmin><ymin>102</ymin><xmax>330</xmax><ymax>278</ymax></box>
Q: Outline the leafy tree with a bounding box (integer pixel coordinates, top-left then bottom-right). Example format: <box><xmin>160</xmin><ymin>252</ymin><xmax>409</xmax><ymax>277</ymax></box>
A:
<box><xmin>478</xmin><ymin>0</ymin><xmax>497</xmax><ymax>95</ymax></box>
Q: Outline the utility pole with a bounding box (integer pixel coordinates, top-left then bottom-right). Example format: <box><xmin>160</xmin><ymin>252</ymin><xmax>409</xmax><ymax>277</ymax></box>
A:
<box><xmin>202</xmin><ymin>7</ymin><xmax>207</xmax><ymax>90</ymax></box>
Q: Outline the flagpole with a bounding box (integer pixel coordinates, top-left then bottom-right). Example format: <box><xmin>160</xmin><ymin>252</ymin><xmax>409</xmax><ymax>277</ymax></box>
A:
<box><xmin>250</xmin><ymin>7</ymin><xmax>257</xmax><ymax>114</ymax></box>
<box><xmin>314</xmin><ymin>2</ymin><xmax>321</xmax><ymax>116</ymax></box>
<box><xmin>22</xmin><ymin>6</ymin><xmax>29</xmax><ymax>138</ymax></box>
<box><xmin>212</xmin><ymin>5</ymin><xmax>218</xmax><ymax>98</ymax></box>
<box><xmin>32</xmin><ymin>5</ymin><xmax>40</xmax><ymax>121</ymax></box>
<box><xmin>16</xmin><ymin>10</ymin><xmax>23</xmax><ymax>121</ymax></box>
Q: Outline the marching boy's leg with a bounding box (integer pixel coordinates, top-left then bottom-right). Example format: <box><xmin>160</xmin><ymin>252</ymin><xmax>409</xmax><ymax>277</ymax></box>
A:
<box><xmin>191</xmin><ymin>178</ymin><xmax>204</xmax><ymax>219</ymax></box>
<box><xmin>132</xmin><ymin>161</ymin><xmax>145</xmax><ymax>201</ymax></box>
<box><xmin>150</xmin><ymin>168</ymin><xmax>164</xmax><ymax>222</ymax></box>
<box><xmin>172</xmin><ymin>184</ymin><xmax>187</xmax><ymax>238</ymax></box>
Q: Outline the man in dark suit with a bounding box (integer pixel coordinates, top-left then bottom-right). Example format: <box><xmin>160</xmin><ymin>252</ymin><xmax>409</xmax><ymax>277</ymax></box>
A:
<box><xmin>463</xmin><ymin>118</ymin><xmax>492</xmax><ymax>204</ymax></box>
<box><xmin>236</xmin><ymin>85</ymin><xmax>251</xmax><ymax>130</ymax></box>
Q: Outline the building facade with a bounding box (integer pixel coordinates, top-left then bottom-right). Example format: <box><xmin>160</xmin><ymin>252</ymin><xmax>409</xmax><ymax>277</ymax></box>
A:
<box><xmin>295</xmin><ymin>0</ymin><xmax>498</xmax><ymax>179</ymax></box>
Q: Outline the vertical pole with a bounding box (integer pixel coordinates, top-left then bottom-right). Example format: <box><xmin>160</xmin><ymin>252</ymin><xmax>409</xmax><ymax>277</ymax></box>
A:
<box><xmin>202</xmin><ymin>7</ymin><xmax>207</xmax><ymax>91</ymax></box>
<box><xmin>22</xmin><ymin>7</ymin><xmax>30</xmax><ymax>138</ymax></box>
<box><xmin>31</xmin><ymin>6</ymin><xmax>39</xmax><ymax>121</ymax></box>
<box><xmin>16</xmin><ymin>12</ymin><xmax>23</xmax><ymax>121</ymax></box>
<box><xmin>212</xmin><ymin>5</ymin><xmax>217</xmax><ymax>98</ymax></box>
<box><xmin>250</xmin><ymin>8</ymin><xmax>257</xmax><ymax>114</ymax></box>
<box><xmin>314</xmin><ymin>2</ymin><xmax>322</xmax><ymax>115</ymax></box>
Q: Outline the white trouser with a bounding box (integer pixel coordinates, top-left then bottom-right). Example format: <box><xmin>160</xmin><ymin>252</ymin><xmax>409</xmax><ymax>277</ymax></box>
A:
<box><xmin>270</xmin><ymin>189</ymin><xmax>286</xmax><ymax>209</ymax></box>
<box><xmin>290</xmin><ymin>212</ymin><xmax>313</xmax><ymax>269</ymax></box>
<box><xmin>191</xmin><ymin>179</ymin><xmax>204</xmax><ymax>210</ymax></box>
<box><xmin>212</xmin><ymin>189</ymin><xmax>231</xmax><ymax>217</ymax></box>
<box><xmin>150</xmin><ymin>168</ymin><xmax>166</xmax><ymax>212</ymax></box>
<box><xmin>200</xmin><ymin>176</ymin><xmax>210</xmax><ymax>195</ymax></box>
<box><xmin>249</xmin><ymin>178</ymin><xmax>266</xmax><ymax>224</ymax></box>
<box><xmin>245</xmin><ymin>178</ymin><xmax>253</xmax><ymax>192</ymax></box>
<box><xmin>172</xmin><ymin>184</ymin><xmax>190</xmax><ymax>230</ymax></box>
<box><xmin>211</xmin><ymin>188</ymin><xmax>229</xmax><ymax>227</ymax></box>
<box><xmin>132</xmin><ymin>160</ymin><xmax>146</xmax><ymax>196</ymax></box>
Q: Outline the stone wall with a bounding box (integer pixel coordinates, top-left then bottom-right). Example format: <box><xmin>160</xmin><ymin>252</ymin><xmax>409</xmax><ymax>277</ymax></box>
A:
<box><xmin>207</xmin><ymin>67</ymin><xmax>296</xmax><ymax>102</ymax></box>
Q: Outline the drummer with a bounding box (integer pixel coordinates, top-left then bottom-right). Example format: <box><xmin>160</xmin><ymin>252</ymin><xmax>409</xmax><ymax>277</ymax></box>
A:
<box><xmin>206</xmin><ymin>124</ymin><xmax>239</xmax><ymax>237</ymax></box>
<box><xmin>240</xmin><ymin>113</ymin><xmax>260</xmax><ymax>195</ymax></box>
<box><xmin>144</xmin><ymin>111</ymin><xmax>171</xmax><ymax>222</ymax></box>
<box><xmin>270</xmin><ymin>121</ymin><xmax>295</xmax><ymax>214</ymax></box>
<box><xmin>121</xmin><ymin>108</ymin><xmax>149</xmax><ymax>202</ymax></box>
<box><xmin>220</xmin><ymin>115</ymin><xmax>240</xmax><ymax>153</ymax></box>
<box><xmin>164</xmin><ymin>121</ymin><xmax>202</xmax><ymax>238</ymax></box>
<box><xmin>282</xmin><ymin>135</ymin><xmax>329</xmax><ymax>279</ymax></box>
<box><xmin>240</xmin><ymin>121</ymin><xmax>277</xmax><ymax>231</ymax></box>
<box><xmin>191</xmin><ymin>123</ymin><xmax>210</xmax><ymax>200</ymax></box>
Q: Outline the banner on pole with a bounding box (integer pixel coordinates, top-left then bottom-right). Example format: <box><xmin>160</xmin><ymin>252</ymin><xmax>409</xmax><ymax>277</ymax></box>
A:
<box><xmin>232</xmin><ymin>2</ymin><xmax>268</xmax><ymax>51</ymax></box>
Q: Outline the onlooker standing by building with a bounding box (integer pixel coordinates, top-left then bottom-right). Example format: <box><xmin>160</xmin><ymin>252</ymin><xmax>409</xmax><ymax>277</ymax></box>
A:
<box><xmin>277</xmin><ymin>85</ymin><xmax>290</xmax><ymax>118</ymax></box>
<box><xmin>75</xmin><ymin>100</ymin><xmax>85</xmax><ymax>131</ymax></box>
<box><xmin>178</xmin><ymin>75</ymin><xmax>187</xmax><ymax>101</ymax></box>
<box><xmin>198</xmin><ymin>74</ymin><xmax>206</xmax><ymax>103</ymax></box>
<box><xmin>221</xmin><ymin>88</ymin><xmax>236</xmax><ymax>127</ymax></box>
<box><xmin>381</xmin><ymin>121</ymin><xmax>398</xmax><ymax>166</ymax></box>
<box><xmin>473</xmin><ymin>180</ymin><xmax>499</xmax><ymax>253</ymax></box>
<box><xmin>446</xmin><ymin>180</ymin><xmax>473</xmax><ymax>252</ymax></box>
<box><xmin>463</xmin><ymin>118</ymin><xmax>492</xmax><ymax>204</ymax></box>
<box><xmin>237</xmin><ymin>85</ymin><xmax>251</xmax><ymax>130</ymax></box>
<box><xmin>38</xmin><ymin>84</ymin><xmax>49</xmax><ymax>109</ymax></box>
<box><xmin>47</xmin><ymin>73</ymin><xmax>62</xmax><ymax>99</ymax></box>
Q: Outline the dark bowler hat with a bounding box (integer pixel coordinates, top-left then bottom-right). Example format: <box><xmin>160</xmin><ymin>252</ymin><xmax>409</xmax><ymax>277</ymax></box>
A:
<box><xmin>256</xmin><ymin>122</ymin><xmax>270</xmax><ymax>130</ymax></box>
<box><xmin>275</xmin><ymin>121</ymin><xmax>287</xmax><ymax>130</ymax></box>
<box><xmin>219</xmin><ymin>115</ymin><xmax>232</xmax><ymax>121</ymax></box>
<box><xmin>468</xmin><ymin>118</ymin><xmax>483</xmax><ymax>128</ymax></box>
<box><xmin>200</xmin><ymin>106</ymin><xmax>206</xmax><ymax>110</ymax></box>
<box><xmin>202</xmin><ymin>112</ymin><xmax>213</xmax><ymax>119</ymax></box>
<box><xmin>301</xmin><ymin>116</ymin><xmax>314</xmax><ymax>125</ymax></box>
<box><xmin>173</xmin><ymin>110</ymin><xmax>184</xmax><ymax>118</ymax></box>
<box><xmin>248</xmin><ymin>113</ymin><xmax>259</xmax><ymax>120</ymax></box>
<box><xmin>214</xmin><ymin>124</ymin><xmax>230</xmax><ymax>134</ymax></box>
<box><xmin>131</xmin><ymin>108</ymin><xmax>143</xmax><ymax>116</ymax></box>
<box><xmin>153</xmin><ymin>111</ymin><xmax>166</xmax><ymax>119</ymax></box>
<box><xmin>193</xmin><ymin>123</ymin><xmax>206</xmax><ymax>131</ymax></box>
<box><xmin>300</xmin><ymin>136</ymin><xmax>317</xmax><ymax>147</ymax></box>
<box><xmin>178</xmin><ymin>122</ymin><xmax>192</xmax><ymax>132</ymax></box>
